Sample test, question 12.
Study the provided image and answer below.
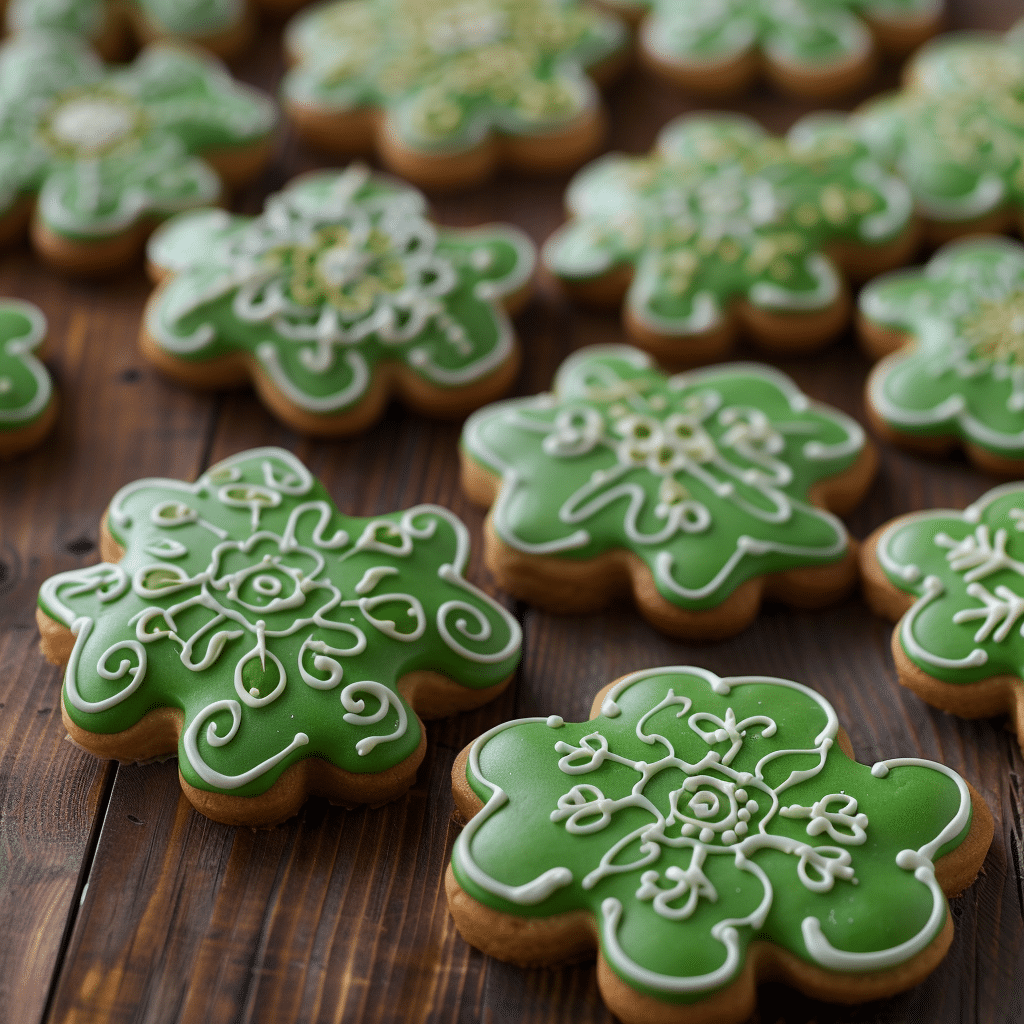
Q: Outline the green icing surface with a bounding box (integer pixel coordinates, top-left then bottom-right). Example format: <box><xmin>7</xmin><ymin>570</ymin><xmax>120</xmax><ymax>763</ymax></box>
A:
<box><xmin>542</xmin><ymin>113</ymin><xmax>911</xmax><ymax>348</ymax></box>
<box><xmin>6</xmin><ymin>0</ymin><xmax>244</xmax><ymax>37</ymax></box>
<box><xmin>863</xmin><ymin>237</ymin><xmax>1024</xmax><ymax>459</ymax></box>
<box><xmin>854</xmin><ymin>23</ymin><xmax>1024</xmax><ymax>225</ymax></box>
<box><xmin>281</xmin><ymin>0</ymin><xmax>627</xmax><ymax>154</ymax></box>
<box><xmin>0</xmin><ymin>299</ymin><xmax>51</xmax><ymax>432</ymax></box>
<box><xmin>876</xmin><ymin>483</ymin><xmax>1024</xmax><ymax>687</ymax></box>
<box><xmin>145</xmin><ymin>166</ymin><xmax>534</xmax><ymax>417</ymax></box>
<box><xmin>638</xmin><ymin>0</ymin><xmax>940</xmax><ymax>72</ymax></box>
<box><xmin>38</xmin><ymin>447</ymin><xmax>522</xmax><ymax>798</ymax></box>
<box><xmin>461</xmin><ymin>345</ymin><xmax>866</xmax><ymax>611</ymax></box>
<box><xmin>0</xmin><ymin>33</ymin><xmax>275</xmax><ymax>241</ymax></box>
<box><xmin>451</xmin><ymin>667</ymin><xmax>973</xmax><ymax>1002</ymax></box>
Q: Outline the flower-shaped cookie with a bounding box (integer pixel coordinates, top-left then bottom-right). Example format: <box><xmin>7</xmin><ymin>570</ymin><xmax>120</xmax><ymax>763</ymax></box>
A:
<box><xmin>0</xmin><ymin>33</ymin><xmax>276</xmax><ymax>273</ymax></box>
<box><xmin>543</xmin><ymin>113</ymin><xmax>915</xmax><ymax>365</ymax></box>
<box><xmin>144</xmin><ymin>166</ymin><xmax>534</xmax><ymax>435</ymax></box>
<box><xmin>854</xmin><ymin>23</ymin><xmax>1024</xmax><ymax>240</ymax></box>
<box><xmin>448</xmin><ymin>666</ymin><xmax>992</xmax><ymax>1024</ymax></box>
<box><xmin>460</xmin><ymin>346</ymin><xmax>876</xmax><ymax>639</ymax></box>
<box><xmin>281</xmin><ymin>0</ymin><xmax>629</xmax><ymax>188</ymax></box>
<box><xmin>861</xmin><ymin>237</ymin><xmax>1024</xmax><ymax>474</ymax></box>
<box><xmin>36</xmin><ymin>447</ymin><xmax>522</xmax><ymax>826</ymax></box>
<box><xmin>4</xmin><ymin>0</ymin><xmax>254</xmax><ymax>58</ymax></box>
<box><xmin>0</xmin><ymin>299</ymin><xmax>56</xmax><ymax>458</ymax></box>
<box><xmin>608</xmin><ymin>0</ymin><xmax>942</xmax><ymax>99</ymax></box>
<box><xmin>862</xmin><ymin>483</ymin><xmax>1024</xmax><ymax>752</ymax></box>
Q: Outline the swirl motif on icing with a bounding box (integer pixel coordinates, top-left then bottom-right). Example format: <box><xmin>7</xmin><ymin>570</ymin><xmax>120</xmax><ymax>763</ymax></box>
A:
<box><xmin>853</xmin><ymin>23</ymin><xmax>1024</xmax><ymax>225</ymax></box>
<box><xmin>542</xmin><ymin>113</ymin><xmax>911</xmax><ymax>349</ymax></box>
<box><xmin>0</xmin><ymin>33</ymin><xmax>274</xmax><ymax>242</ymax></box>
<box><xmin>5</xmin><ymin>0</ymin><xmax>246</xmax><ymax>42</ymax></box>
<box><xmin>863</xmin><ymin>238</ymin><xmax>1024</xmax><ymax>462</ymax></box>
<box><xmin>875</xmin><ymin>483</ymin><xmax>1024</xmax><ymax>683</ymax></box>
<box><xmin>0</xmin><ymin>299</ymin><xmax>51</xmax><ymax>432</ymax></box>
<box><xmin>38</xmin><ymin>447</ymin><xmax>522</xmax><ymax>797</ymax></box>
<box><xmin>145</xmin><ymin>165</ymin><xmax>534</xmax><ymax>420</ymax></box>
<box><xmin>282</xmin><ymin>0</ymin><xmax>626</xmax><ymax>152</ymax></box>
<box><xmin>452</xmin><ymin>666</ymin><xmax>974</xmax><ymax>999</ymax></box>
<box><xmin>462</xmin><ymin>345</ymin><xmax>865</xmax><ymax>610</ymax></box>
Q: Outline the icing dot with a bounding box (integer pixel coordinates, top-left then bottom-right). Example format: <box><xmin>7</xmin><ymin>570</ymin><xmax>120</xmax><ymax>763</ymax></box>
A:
<box><xmin>746</xmin><ymin>799</ymin><xmax>759</xmax><ymax>813</ymax></box>
<box><xmin>699</xmin><ymin>827</ymin><xmax>714</xmax><ymax>843</ymax></box>
<box><xmin>249</xmin><ymin>687</ymin><xmax>260</xmax><ymax>697</ymax></box>
<box><xmin>681</xmin><ymin>823</ymin><xmax>697</xmax><ymax>836</ymax></box>
<box><xmin>722</xmin><ymin>830</ymin><xmax>737</xmax><ymax>845</ymax></box>
<box><xmin>738</xmin><ymin>808</ymin><xmax>750</xmax><ymax>822</ymax></box>
<box><xmin>734</xmin><ymin>821</ymin><xmax>748</xmax><ymax>837</ymax></box>
<box><xmin>735</xmin><ymin>789</ymin><xmax>747</xmax><ymax>803</ymax></box>
<box><xmin>545</xmin><ymin>715</ymin><xmax>564</xmax><ymax>728</ymax></box>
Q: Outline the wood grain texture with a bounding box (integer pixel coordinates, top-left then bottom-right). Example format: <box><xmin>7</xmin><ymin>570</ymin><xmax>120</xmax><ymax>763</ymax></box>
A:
<box><xmin>1</xmin><ymin>1</ymin><xmax>1022</xmax><ymax>1021</ymax></box>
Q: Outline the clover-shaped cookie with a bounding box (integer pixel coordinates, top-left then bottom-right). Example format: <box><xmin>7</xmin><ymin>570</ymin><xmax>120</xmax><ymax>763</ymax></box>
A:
<box><xmin>854</xmin><ymin>22</ymin><xmax>1024</xmax><ymax>242</ymax></box>
<box><xmin>603</xmin><ymin>0</ymin><xmax>942</xmax><ymax>100</ymax></box>
<box><xmin>0</xmin><ymin>299</ymin><xmax>56</xmax><ymax>458</ymax></box>
<box><xmin>0</xmin><ymin>33</ymin><xmax>275</xmax><ymax>274</ymax></box>
<box><xmin>862</xmin><ymin>483</ymin><xmax>1024</xmax><ymax>752</ymax></box>
<box><xmin>860</xmin><ymin>237</ymin><xmax>1024</xmax><ymax>475</ymax></box>
<box><xmin>460</xmin><ymin>346</ymin><xmax>876</xmax><ymax>639</ymax></box>
<box><xmin>3</xmin><ymin>0</ymin><xmax>254</xmax><ymax>59</ymax></box>
<box><xmin>543</xmin><ymin>113</ymin><xmax>915</xmax><ymax>366</ymax></box>
<box><xmin>36</xmin><ymin>447</ymin><xmax>522</xmax><ymax>826</ymax></box>
<box><xmin>143</xmin><ymin>166</ymin><xmax>534</xmax><ymax>435</ymax></box>
<box><xmin>448</xmin><ymin>666</ymin><xmax>992</xmax><ymax>1024</ymax></box>
<box><xmin>281</xmin><ymin>0</ymin><xmax>629</xmax><ymax>188</ymax></box>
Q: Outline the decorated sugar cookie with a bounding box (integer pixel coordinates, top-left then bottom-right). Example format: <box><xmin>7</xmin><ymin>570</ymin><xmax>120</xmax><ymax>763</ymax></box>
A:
<box><xmin>862</xmin><ymin>483</ymin><xmax>1024</xmax><ymax>752</ymax></box>
<box><xmin>4</xmin><ymin>0</ymin><xmax>254</xmax><ymax>59</ymax></box>
<box><xmin>853</xmin><ymin>23</ymin><xmax>1024</xmax><ymax>241</ymax></box>
<box><xmin>36</xmin><ymin>447</ymin><xmax>522</xmax><ymax>826</ymax></box>
<box><xmin>281</xmin><ymin>0</ymin><xmax>629</xmax><ymax>188</ymax></box>
<box><xmin>543</xmin><ymin>113</ymin><xmax>915</xmax><ymax>366</ymax></box>
<box><xmin>460</xmin><ymin>346</ymin><xmax>876</xmax><ymax>639</ymax></box>
<box><xmin>0</xmin><ymin>300</ymin><xmax>57</xmax><ymax>459</ymax></box>
<box><xmin>860</xmin><ymin>237</ymin><xmax>1024</xmax><ymax>474</ymax></box>
<box><xmin>447</xmin><ymin>666</ymin><xmax>993</xmax><ymax>1024</ymax></box>
<box><xmin>0</xmin><ymin>33</ymin><xmax>276</xmax><ymax>274</ymax></box>
<box><xmin>143</xmin><ymin>166</ymin><xmax>534</xmax><ymax>435</ymax></box>
<box><xmin>606</xmin><ymin>0</ymin><xmax>943</xmax><ymax>100</ymax></box>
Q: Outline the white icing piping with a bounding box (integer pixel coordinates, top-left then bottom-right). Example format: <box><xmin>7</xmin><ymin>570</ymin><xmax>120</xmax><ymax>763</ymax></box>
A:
<box><xmin>0</xmin><ymin>301</ymin><xmax>51</xmax><ymax>425</ymax></box>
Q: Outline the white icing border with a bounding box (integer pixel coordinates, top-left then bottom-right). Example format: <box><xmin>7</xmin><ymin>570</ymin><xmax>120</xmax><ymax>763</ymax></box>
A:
<box><xmin>0</xmin><ymin>299</ymin><xmax>51</xmax><ymax>427</ymax></box>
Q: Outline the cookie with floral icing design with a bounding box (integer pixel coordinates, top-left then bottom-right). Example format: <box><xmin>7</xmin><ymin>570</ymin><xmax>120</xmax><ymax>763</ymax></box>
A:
<box><xmin>36</xmin><ymin>447</ymin><xmax>522</xmax><ymax>826</ymax></box>
<box><xmin>143</xmin><ymin>166</ymin><xmax>534</xmax><ymax>435</ymax></box>
<box><xmin>0</xmin><ymin>33</ymin><xmax>276</xmax><ymax>275</ymax></box>
<box><xmin>281</xmin><ymin>0</ymin><xmax>629</xmax><ymax>189</ymax></box>
<box><xmin>543</xmin><ymin>113</ymin><xmax>916</xmax><ymax>366</ymax></box>
<box><xmin>853</xmin><ymin>22</ymin><xmax>1024</xmax><ymax>244</ymax></box>
<box><xmin>602</xmin><ymin>0</ymin><xmax>943</xmax><ymax>100</ymax></box>
<box><xmin>460</xmin><ymin>345</ymin><xmax>876</xmax><ymax>640</ymax></box>
<box><xmin>860</xmin><ymin>237</ymin><xmax>1024</xmax><ymax>475</ymax></box>
<box><xmin>861</xmin><ymin>483</ymin><xmax>1024</xmax><ymax>752</ymax></box>
<box><xmin>0</xmin><ymin>299</ymin><xmax>57</xmax><ymax>459</ymax></box>
<box><xmin>3</xmin><ymin>0</ymin><xmax>255</xmax><ymax>60</ymax></box>
<box><xmin>447</xmin><ymin>665</ymin><xmax>992</xmax><ymax>1024</ymax></box>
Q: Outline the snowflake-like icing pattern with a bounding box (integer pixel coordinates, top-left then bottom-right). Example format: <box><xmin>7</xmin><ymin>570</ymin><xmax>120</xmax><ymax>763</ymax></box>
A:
<box><xmin>38</xmin><ymin>447</ymin><xmax>522</xmax><ymax>799</ymax></box>
<box><xmin>5</xmin><ymin>0</ymin><xmax>247</xmax><ymax>47</ymax></box>
<box><xmin>462</xmin><ymin>345</ymin><xmax>867</xmax><ymax>612</ymax></box>
<box><xmin>863</xmin><ymin>237</ymin><xmax>1024</xmax><ymax>463</ymax></box>
<box><xmin>451</xmin><ymin>666</ymin><xmax>974</xmax><ymax>1003</ymax></box>
<box><xmin>854</xmin><ymin>22</ymin><xmax>1024</xmax><ymax>228</ymax></box>
<box><xmin>873</xmin><ymin>483</ymin><xmax>1024</xmax><ymax>687</ymax></box>
<box><xmin>0</xmin><ymin>299</ymin><xmax>51</xmax><ymax>434</ymax></box>
<box><xmin>0</xmin><ymin>33</ymin><xmax>274</xmax><ymax>247</ymax></box>
<box><xmin>145</xmin><ymin>165</ymin><xmax>534</xmax><ymax>424</ymax></box>
<box><xmin>542</xmin><ymin>113</ymin><xmax>911</xmax><ymax>355</ymax></box>
<box><xmin>282</xmin><ymin>0</ymin><xmax>626</xmax><ymax>153</ymax></box>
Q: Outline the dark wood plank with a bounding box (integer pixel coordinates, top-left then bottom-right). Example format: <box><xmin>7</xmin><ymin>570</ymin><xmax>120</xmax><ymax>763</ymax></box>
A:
<box><xmin>3</xmin><ymin>0</ymin><xmax>1021</xmax><ymax>1020</ymax></box>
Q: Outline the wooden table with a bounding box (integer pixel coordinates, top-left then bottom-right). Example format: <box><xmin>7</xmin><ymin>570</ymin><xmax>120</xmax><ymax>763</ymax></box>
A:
<box><xmin>3</xmin><ymin>2</ymin><xmax>1023</xmax><ymax>1021</ymax></box>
